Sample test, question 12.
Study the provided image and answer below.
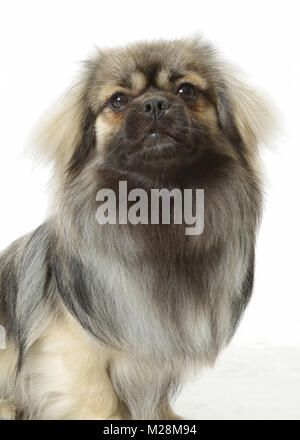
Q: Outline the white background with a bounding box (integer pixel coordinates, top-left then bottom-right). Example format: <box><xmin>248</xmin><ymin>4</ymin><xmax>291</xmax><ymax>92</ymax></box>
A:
<box><xmin>0</xmin><ymin>0</ymin><xmax>299</xmax><ymax>418</ymax></box>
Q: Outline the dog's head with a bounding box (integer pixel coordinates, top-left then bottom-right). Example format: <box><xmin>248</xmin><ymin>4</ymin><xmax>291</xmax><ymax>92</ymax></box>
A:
<box><xmin>33</xmin><ymin>37</ymin><xmax>274</xmax><ymax>190</ymax></box>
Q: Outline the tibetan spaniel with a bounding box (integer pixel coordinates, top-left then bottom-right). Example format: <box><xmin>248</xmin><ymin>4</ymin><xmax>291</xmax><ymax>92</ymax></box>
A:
<box><xmin>0</xmin><ymin>38</ymin><xmax>274</xmax><ymax>420</ymax></box>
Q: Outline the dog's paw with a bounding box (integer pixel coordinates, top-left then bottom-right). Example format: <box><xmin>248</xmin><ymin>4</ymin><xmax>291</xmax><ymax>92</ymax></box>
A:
<box><xmin>166</xmin><ymin>406</ymin><xmax>184</xmax><ymax>420</ymax></box>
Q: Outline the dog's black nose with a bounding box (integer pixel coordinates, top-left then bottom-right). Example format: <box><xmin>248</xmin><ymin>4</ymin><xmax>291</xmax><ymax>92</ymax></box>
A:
<box><xmin>142</xmin><ymin>97</ymin><xmax>168</xmax><ymax>120</ymax></box>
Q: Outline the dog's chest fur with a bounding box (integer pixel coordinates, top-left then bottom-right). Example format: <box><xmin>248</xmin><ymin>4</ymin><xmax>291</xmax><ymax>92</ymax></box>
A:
<box><xmin>52</xmin><ymin>216</ymin><xmax>251</xmax><ymax>365</ymax></box>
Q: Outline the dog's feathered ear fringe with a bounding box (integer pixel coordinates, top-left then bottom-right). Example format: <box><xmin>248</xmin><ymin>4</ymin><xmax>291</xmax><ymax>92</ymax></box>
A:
<box><xmin>220</xmin><ymin>66</ymin><xmax>278</xmax><ymax>151</ymax></box>
<box><xmin>28</xmin><ymin>81</ymin><xmax>85</xmax><ymax>183</ymax></box>
<box><xmin>28</xmin><ymin>50</ymin><xmax>103</xmax><ymax>176</ymax></box>
<box><xmin>189</xmin><ymin>35</ymin><xmax>277</xmax><ymax>153</ymax></box>
<box><xmin>28</xmin><ymin>51</ymin><xmax>102</xmax><ymax>195</ymax></box>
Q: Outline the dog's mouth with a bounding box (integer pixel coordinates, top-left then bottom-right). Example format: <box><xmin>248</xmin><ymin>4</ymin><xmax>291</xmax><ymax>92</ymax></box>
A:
<box><xmin>132</xmin><ymin>131</ymin><xmax>186</xmax><ymax>170</ymax></box>
<box><xmin>142</xmin><ymin>131</ymin><xmax>179</xmax><ymax>152</ymax></box>
<box><xmin>104</xmin><ymin>121</ymin><xmax>197</xmax><ymax>179</ymax></box>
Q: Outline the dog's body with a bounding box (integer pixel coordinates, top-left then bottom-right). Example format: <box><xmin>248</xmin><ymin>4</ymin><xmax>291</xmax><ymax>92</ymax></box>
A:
<box><xmin>0</xmin><ymin>38</ymin><xmax>273</xmax><ymax>419</ymax></box>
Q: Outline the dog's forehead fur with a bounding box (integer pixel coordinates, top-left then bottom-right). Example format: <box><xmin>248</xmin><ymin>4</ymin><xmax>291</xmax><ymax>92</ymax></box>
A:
<box><xmin>85</xmin><ymin>39</ymin><xmax>216</xmax><ymax>108</ymax></box>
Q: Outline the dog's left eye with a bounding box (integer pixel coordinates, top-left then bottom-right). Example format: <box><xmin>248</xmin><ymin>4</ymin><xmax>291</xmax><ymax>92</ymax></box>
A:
<box><xmin>177</xmin><ymin>83</ymin><xmax>197</xmax><ymax>101</ymax></box>
<box><xmin>110</xmin><ymin>93</ymin><xmax>129</xmax><ymax>110</ymax></box>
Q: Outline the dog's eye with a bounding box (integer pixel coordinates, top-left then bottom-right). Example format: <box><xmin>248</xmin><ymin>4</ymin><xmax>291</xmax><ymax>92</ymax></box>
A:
<box><xmin>177</xmin><ymin>83</ymin><xmax>197</xmax><ymax>101</ymax></box>
<box><xmin>110</xmin><ymin>93</ymin><xmax>129</xmax><ymax>110</ymax></box>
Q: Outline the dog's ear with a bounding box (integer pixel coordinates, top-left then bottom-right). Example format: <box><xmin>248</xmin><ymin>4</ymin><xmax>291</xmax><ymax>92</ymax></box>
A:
<box><xmin>215</xmin><ymin>82</ymin><xmax>242</xmax><ymax>148</ymax></box>
<box><xmin>30</xmin><ymin>83</ymin><xmax>83</xmax><ymax>176</ymax></box>
<box><xmin>216</xmin><ymin>71</ymin><xmax>276</xmax><ymax>154</ymax></box>
<box><xmin>29</xmin><ymin>72</ymin><xmax>97</xmax><ymax>183</ymax></box>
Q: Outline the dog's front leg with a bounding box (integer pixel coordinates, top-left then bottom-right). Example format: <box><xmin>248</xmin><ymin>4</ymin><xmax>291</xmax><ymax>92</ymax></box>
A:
<box><xmin>110</xmin><ymin>354</ymin><xmax>183</xmax><ymax>420</ymax></box>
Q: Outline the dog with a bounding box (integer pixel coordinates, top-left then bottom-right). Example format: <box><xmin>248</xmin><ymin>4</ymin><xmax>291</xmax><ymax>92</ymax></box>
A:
<box><xmin>0</xmin><ymin>37</ymin><xmax>274</xmax><ymax>419</ymax></box>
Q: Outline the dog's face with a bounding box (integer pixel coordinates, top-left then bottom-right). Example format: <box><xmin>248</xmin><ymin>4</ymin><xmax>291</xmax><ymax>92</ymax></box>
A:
<box><xmin>62</xmin><ymin>39</ymin><xmax>262</xmax><ymax>185</ymax></box>
<box><xmin>90</xmin><ymin>45</ymin><xmax>221</xmax><ymax>178</ymax></box>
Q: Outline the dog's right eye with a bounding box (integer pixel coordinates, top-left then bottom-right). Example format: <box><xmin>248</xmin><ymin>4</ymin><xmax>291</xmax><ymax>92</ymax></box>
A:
<box><xmin>110</xmin><ymin>93</ymin><xmax>129</xmax><ymax>110</ymax></box>
<box><xmin>177</xmin><ymin>83</ymin><xmax>198</xmax><ymax>101</ymax></box>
